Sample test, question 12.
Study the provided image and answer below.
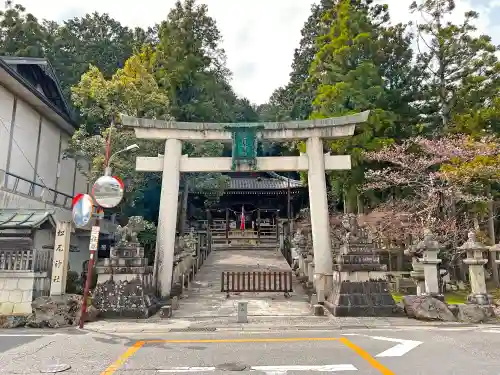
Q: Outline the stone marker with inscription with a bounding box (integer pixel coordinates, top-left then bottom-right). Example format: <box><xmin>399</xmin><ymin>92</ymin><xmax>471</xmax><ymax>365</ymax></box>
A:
<box><xmin>49</xmin><ymin>222</ymin><xmax>72</xmax><ymax>296</ymax></box>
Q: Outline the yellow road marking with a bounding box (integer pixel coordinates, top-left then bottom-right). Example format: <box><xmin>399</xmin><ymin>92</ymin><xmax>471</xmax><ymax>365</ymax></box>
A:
<box><xmin>101</xmin><ymin>336</ymin><xmax>396</xmax><ymax>375</ymax></box>
<box><xmin>339</xmin><ymin>337</ymin><xmax>395</xmax><ymax>375</ymax></box>
<box><xmin>145</xmin><ymin>337</ymin><xmax>340</xmax><ymax>344</ymax></box>
<box><xmin>100</xmin><ymin>341</ymin><xmax>145</xmax><ymax>375</ymax></box>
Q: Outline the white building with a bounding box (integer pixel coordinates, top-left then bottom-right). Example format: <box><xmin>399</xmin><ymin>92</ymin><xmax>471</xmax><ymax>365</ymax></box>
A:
<box><xmin>0</xmin><ymin>56</ymin><xmax>113</xmax><ymax>280</ymax></box>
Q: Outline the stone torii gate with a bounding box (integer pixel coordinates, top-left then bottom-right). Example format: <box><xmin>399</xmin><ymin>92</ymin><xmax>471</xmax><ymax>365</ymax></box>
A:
<box><xmin>122</xmin><ymin>111</ymin><xmax>369</xmax><ymax>301</ymax></box>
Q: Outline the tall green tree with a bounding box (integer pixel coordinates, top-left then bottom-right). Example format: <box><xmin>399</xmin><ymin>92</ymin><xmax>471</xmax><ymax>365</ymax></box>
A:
<box><xmin>67</xmin><ymin>49</ymin><xmax>230</xmax><ymax>221</ymax></box>
<box><xmin>0</xmin><ymin>1</ymin><xmax>48</xmax><ymax>57</ymax></box>
<box><xmin>411</xmin><ymin>0</ymin><xmax>500</xmax><ymax>134</ymax></box>
<box><xmin>154</xmin><ymin>0</ymin><xmax>239</xmax><ymax>123</ymax></box>
<box><xmin>47</xmin><ymin>12</ymin><xmax>148</xmax><ymax>99</ymax></box>
<box><xmin>260</xmin><ymin>0</ymin><xmax>335</xmax><ymax>122</ymax></box>
<box><xmin>67</xmin><ymin>50</ymin><xmax>171</xmax><ymax>192</ymax></box>
<box><xmin>308</xmin><ymin>0</ymin><xmax>419</xmax><ymax>211</ymax></box>
<box><xmin>0</xmin><ymin>1</ymin><xmax>149</xmax><ymax>99</ymax></box>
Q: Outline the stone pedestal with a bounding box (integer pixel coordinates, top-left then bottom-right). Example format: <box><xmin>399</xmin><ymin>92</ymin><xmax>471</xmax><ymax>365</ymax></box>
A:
<box><xmin>94</xmin><ymin>241</ymin><xmax>159</xmax><ymax>319</ymax></box>
<box><xmin>460</xmin><ymin>231</ymin><xmax>493</xmax><ymax>305</ymax></box>
<box><xmin>327</xmin><ymin>216</ymin><xmax>395</xmax><ymax>316</ymax></box>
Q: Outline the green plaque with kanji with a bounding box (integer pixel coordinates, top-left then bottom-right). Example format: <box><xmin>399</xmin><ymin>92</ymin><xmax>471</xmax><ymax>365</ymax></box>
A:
<box><xmin>227</xmin><ymin>125</ymin><xmax>263</xmax><ymax>170</ymax></box>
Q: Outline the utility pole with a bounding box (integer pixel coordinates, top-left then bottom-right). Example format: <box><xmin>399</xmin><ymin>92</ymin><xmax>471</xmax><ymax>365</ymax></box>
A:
<box><xmin>78</xmin><ymin>120</ymin><xmax>139</xmax><ymax>329</ymax></box>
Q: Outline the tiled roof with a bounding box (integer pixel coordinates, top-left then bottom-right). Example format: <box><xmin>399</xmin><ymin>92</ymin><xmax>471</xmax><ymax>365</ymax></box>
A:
<box><xmin>0</xmin><ymin>210</ymin><xmax>56</xmax><ymax>229</ymax></box>
<box><xmin>0</xmin><ymin>56</ymin><xmax>74</xmax><ymax>123</ymax></box>
<box><xmin>229</xmin><ymin>177</ymin><xmax>303</xmax><ymax>190</ymax></box>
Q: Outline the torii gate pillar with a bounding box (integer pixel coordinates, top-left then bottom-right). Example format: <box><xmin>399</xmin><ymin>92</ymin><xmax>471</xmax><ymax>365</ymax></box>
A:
<box><xmin>156</xmin><ymin>138</ymin><xmax>182</xmax><ymax>297</ymax></box>
<box><xmin>122</xmin><ymin>111</ymin><xmax>370</xmax><ymax>299</ymax></box>
<box><xmin>306</xmin><ymin>136</ymin><xmax>333</xmax><ymax>297</ymax></box>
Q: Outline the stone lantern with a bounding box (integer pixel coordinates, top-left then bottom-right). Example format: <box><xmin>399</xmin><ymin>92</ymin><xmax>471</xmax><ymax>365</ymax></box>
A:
<box><xmin>405</xmin><ymin>244</ymin><xmax>425</xmax><ymax>295</ymax></box>
<box><xmin>415</xmin><ymin>229</ymin><xmax>442</xmax><ymax>298</ymax></box>
<box><xmin>459</xmin><ymin>231</ymin><xmax>492</xmax><ymax>305</ymax></box>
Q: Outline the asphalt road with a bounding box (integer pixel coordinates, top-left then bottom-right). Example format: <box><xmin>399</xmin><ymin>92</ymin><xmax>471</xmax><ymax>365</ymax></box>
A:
<box><xmin>1</xmin><ymin>326</ymin><xmax>500</xmax><ymax>374</ymax></box>
<box><xmin>0</xmin><ymin>335</ymin><xmax>41</xmax><ymax>354</ymax></box>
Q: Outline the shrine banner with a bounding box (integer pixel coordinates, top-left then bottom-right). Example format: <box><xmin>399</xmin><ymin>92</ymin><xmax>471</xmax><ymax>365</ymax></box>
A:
<box><xmin>240</xmin><ymin>205</ymin><xmax>245</xmax><ymax>231</ymax></box>
<box><xmin>227</xmin><ymin>125</ymin><xmax>263</xmax><ymax>171</ymax></box>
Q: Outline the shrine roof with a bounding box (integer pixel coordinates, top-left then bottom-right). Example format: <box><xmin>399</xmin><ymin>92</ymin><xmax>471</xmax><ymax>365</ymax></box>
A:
<box><xmin>120</xmin><ymin>111</ymin><xmax>370</xmax><ymax>131</ymax></box>
<box><xmin>0</xmin><ymin>210</ymin><xmax>56</xmax><ymax>229</ymax></box>
<box><xmin>228</xmin><ymin>173</ymin><xmax>303</xmax><ymax>190</ymax></box>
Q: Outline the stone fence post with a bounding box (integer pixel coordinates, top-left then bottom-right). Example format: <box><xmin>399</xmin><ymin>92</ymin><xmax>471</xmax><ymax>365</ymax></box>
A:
<box><xmin>489</xmin><ymin>240</ymin><xmax>500</xmax><ymax>269</ymax></box>
<box><xmin>459</xmin><ymin>231</ymin><xmax>492</xmax><ymax>305</ymax></box>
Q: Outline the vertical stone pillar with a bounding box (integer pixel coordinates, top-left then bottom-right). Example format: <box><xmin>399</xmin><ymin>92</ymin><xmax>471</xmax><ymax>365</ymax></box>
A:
<box><xmin>155</xmin><ymin>138</ymin><xmax>182</xmax><ymax>298</ymax></box>
<box><xmin>416</xmin><ymin>229</ymin><xmax>441</xmax><ymax>296</ymax></box>
<box><xmin>302</xmin><ymin>257</ymin><xmax>311</xmax><ymax>280</ymax></box>
<box><xmin>405</xmin><ymin>242</ymin><xmax>426</xmax><ymax>295</ymax></box>
<box><xmin>460</xmin><ymin>231</ymin><xmax>492</xmax><ymax>304</ymax></box>
<box><xmin>490</xmin><ymin>241</ymin><xmax>500</xmax><ymax>269</ymax></box>
<box><xmin>306</xmin><ymin>137</ymin><xmax>333</xmax><ymax>300</ymax></box>
<box><xmin>50</xmin><ymin>221</ymin><xmax>72</xmax><ymax>296</ymax></box>
<box><xmin>410</xmin><ymin>258</ymin><xmax>426</xmax><ymax>295</ymax></box>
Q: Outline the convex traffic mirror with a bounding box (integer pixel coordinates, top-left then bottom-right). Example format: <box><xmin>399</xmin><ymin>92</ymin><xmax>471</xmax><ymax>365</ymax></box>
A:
<box><xmin>92</xmin><ymin>175</ymin><xmax>124</xmax><ymax>208</ymax></box>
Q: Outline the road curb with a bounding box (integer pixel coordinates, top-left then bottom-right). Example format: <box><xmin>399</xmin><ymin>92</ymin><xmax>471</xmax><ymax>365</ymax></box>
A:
<box><xmin>84</xmin><ymin>322</ymin><xmax>494</xmax><ymax>334</ymax></box>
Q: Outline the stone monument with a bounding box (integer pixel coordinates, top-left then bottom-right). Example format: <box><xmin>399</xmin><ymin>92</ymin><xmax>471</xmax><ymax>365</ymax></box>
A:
<box><xmin>93</xmin><ymin>216</ymin><xmax>160</xmax><ymax>318</ymax></box>
<box><xmin>327</xmin><ymin>214</ymin><xmax>395</xmax><ymax>316</ymax></box>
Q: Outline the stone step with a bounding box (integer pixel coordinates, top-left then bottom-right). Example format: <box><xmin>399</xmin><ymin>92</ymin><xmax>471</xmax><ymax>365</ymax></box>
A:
<box><xmin>214</xmin><ymin>246</ymin><xmax>279</xmax><ymax>251</ymax></box>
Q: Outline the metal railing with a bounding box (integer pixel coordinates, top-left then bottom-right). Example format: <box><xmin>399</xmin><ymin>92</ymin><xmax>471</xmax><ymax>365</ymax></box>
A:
<box><xmin>221</xmin><ymin>270</ymin><xmax>293</xmax><ymax>296</ymax></box>
<box><xmin>0</xmin><ymin>169</ymin><xmax>73</xmax><ymax>209</ymax></box>
<box><xmin>0</xmin><ymin>248</ymin><xmax>53</xmax><ymax>272</ymax></box>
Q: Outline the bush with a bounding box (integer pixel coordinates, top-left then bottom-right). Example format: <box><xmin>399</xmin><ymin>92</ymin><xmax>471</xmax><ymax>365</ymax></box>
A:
<box><xmin>66</xmin><ymin>271</ymin><xmax>83</xmax><ymax>294</ymax></box>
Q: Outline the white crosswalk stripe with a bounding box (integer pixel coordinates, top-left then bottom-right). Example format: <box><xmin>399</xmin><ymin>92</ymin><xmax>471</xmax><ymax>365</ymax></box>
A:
<box><xmin>480</xmin><ymin>329</ymin><xmax>500</xmax><ymax>333</ymax></box>
<box><xmin>157</xmin><ymin>364</ymin><xmax>358</xmax><ymax>372</ymax></box>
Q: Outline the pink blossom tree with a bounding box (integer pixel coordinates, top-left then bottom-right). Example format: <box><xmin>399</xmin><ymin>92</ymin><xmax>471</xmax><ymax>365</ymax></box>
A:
<box><xmin>362</xmin><ymin>134</ymin><xmax>500</xmax><ymax>259</ymax></box>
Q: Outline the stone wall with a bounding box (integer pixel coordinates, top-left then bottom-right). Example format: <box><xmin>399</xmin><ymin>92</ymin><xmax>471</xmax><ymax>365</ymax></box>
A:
<box><xmin>0</xmin><ymin>271</ymin><xmax>41</xmax><ymax>314</ymax></box>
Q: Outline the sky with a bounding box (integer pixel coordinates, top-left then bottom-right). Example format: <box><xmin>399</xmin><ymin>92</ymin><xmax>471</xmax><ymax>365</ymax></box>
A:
<box><xmin>8</xmin><ymin>0</ymin><xmax>500</xmax><ymax>105</ymax></box>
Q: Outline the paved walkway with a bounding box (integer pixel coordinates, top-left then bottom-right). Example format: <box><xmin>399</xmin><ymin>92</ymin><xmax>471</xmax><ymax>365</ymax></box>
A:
<box><xmin>174</xmin><ymin>249</ymin><xmax>312</xmax><ymax>318</ymax></box>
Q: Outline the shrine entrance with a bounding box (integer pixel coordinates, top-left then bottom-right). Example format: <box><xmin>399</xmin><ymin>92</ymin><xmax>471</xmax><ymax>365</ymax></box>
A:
<box><xmin>207</xmin><ymin>207</ymin><xmax>280</xmax><ymax>248</ymax></box>
<box><xmin>122</xmin><ymin>111</ymin><xmax>370</xmax><ymax>300</ymax></box>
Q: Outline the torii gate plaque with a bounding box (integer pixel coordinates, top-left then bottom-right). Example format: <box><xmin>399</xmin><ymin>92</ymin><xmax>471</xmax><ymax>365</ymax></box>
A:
<box><xmin>122</xmin><ymin>111</ymin><xmax>370</xmax><ymax>301</ymax></box>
